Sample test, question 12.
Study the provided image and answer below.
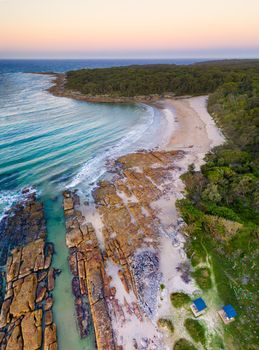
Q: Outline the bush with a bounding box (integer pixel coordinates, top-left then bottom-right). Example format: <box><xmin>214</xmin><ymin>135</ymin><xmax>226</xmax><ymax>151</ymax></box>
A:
<box><xmin>184</xmin><ymin>318</ymin><xmax>206</xmax><ymax>345</ymax></box>
<box><xmin>192</xmin><ymin>267</ymin><xmax>212</xmax><ymax>290</ymax></box>
<box><xmin>157</xmin><ymin>318</ymin><xmax>174</xmax><ymax>333</ymax></box>
<box><xmin>173</xmin><ymin>338</ymin><xmax>197</xmax><ymax>350</ymax></box>
<box><xmin>204</xmin><ymin>203</ymin><xmax>241</xmax><ymax>222</ymax></box>
<box><xmin>160</xmin><ymin>283</ymin><xmax>165</xmax><ymax>290</ymax></box>
<box><xmin>170</xmin><ymin>292</ymin><xmax>191</xmax><ymax>308</ymax></box>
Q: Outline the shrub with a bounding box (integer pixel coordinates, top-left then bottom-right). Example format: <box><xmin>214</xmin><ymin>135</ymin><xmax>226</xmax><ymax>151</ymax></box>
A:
<box><xmin>184</xmin><ymin>318</ymin><xmax>206</xmax><ymax>345</ymax></box>
<box><xmin>204</xmin><ymin>204</ymin><xmax>241</xmax><ymax>222</ymax></box>
<box><xmin>157</xmin><ymin>318</ymin><xmax>174</xmax><ymax>333</ymax></box>
<box><xmin>192</xmin><ymin>267</ymin><xmax>212</xmax><ymax>290</ymax></box>
<box><xmin>170</xmin><ymin>292</ymin><xmax>191</xmax><ymax>308</ymax></box>
<box><xmin>173</xmin><ymin>338</ymin><xmax>197</xmax><ymax>350</ymax></box>
<box><xmin>160</xmin><ymin>283</ymin><xmax>165</xmax><ymax>290</ymax></box>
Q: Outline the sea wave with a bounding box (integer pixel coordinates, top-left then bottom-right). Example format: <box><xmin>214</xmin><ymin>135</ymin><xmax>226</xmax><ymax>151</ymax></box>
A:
<box><xmin>67</xmin><ymin>103</ymin><xmax>170</xmax><ymax>192</ymax></box>
<box><xmin>0</xmin><ymin>187</ymin><xmax>36</xmax><ymax>222</ymax></box>
<box><xmin>67</xmin><ymin>104</ymin><xmax>154</xmax><ymax>189</ymax></box>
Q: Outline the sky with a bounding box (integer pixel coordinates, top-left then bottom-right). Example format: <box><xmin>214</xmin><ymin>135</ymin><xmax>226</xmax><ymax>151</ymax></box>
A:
<box><xmin>0</xmin><ymin>0</ymin><xmax>259</xmax><ymax>59</ymax></box>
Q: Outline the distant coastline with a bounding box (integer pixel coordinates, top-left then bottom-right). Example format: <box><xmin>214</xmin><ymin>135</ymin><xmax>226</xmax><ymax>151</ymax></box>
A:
<box><xmin>43</xmin><ymin>59</ymin><xmax>259</xmax><ymax>105</ymax></box>
<box><xmin>46</xmin><ymin>72</ymin><xmax>176</xmax><ymax>104</ymax></box>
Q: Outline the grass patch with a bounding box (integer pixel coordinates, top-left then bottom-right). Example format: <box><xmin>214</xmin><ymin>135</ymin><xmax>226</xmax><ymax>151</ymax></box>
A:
<box><xmin>160</xmin><ymin>283</ymin><xmax>165</xmax><ymax>290</ymax></box>
<box><xmin>190</xmin><ymin>254</ymin><xmax>202</xmax><ymax>267</ymax></box>
<box><xmin>170</xmin><ymin>292</ymin><xmax>191</xmax><ymax>308</ymax></box>
<box><xmin>173</xmin><ymin>338</ymin><xmax>198</xmax><ymax>350</ymax></box>
<box><xmin>192</xmin><ymin>267</ymin><xmax>212</xmax><ymax>290</ymax></box>
<box><xmin>184</xmin><ymin>318</ymin><xmax>206</xmax><ymax>345</ymax></box>
<box><xmin>157</xmin><ymin>318</ymin><xmax>174</xmax><ymax>333</ymax></box>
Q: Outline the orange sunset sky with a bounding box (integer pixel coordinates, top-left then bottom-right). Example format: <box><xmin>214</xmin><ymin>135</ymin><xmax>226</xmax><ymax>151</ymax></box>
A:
<box><xmin>0</xmin><ymin>0</ymin><xmax>258</xmax><ymax>58</ymax></box>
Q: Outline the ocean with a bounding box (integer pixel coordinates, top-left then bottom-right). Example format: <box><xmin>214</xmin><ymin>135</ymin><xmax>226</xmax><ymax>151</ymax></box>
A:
<box><xmin>0</xmin><ymin>58</ymin><xmax>204</xmax><ymax>217</ymax></box>
<box><xmin>0</xmin><ymin>58</ymin><xmax>199</xmax><ymax>349</ymax></box>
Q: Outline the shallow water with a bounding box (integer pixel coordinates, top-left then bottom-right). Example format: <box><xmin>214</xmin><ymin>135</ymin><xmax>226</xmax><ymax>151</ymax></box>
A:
<box><xmin>44</xmin><ymin>194</ymin><xmax>96</xmax><ymax>350</ymax></box>
<box><xmin>0</xmin><ymin>72</ymin><xmax>165</xmax><ymax>215</ymax></box>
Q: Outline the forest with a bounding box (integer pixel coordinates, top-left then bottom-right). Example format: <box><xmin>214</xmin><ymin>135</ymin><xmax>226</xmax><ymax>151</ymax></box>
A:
<box><xmin>65</xmin><ymin>59</ymin><xmax>259</xmax><ymax>98</ymax></box>
<box><xmin>178</xmin><ymin>70</ymin><xmax>258</xmax><ymax>349</ymax></box>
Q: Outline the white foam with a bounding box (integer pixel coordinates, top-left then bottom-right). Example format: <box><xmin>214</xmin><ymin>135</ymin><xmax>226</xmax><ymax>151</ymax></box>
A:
<box><xmin>67</xmin><ymin>104</ymin><xmax>175</xmax><ymax>191</ymax></box>
<box><xmin>0</xmin><ymin>187</ymin><xmax>36</xmax><ymax>222</ymax></box>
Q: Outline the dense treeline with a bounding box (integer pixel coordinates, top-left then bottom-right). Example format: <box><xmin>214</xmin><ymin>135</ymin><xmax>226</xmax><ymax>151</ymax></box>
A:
<box><xmin>65</xmin><ymin>60</ymin><xmax>259</xmax><ymax>97</ymax></box>
<box><xmin>178</xmin><ymin>68</ymin><xmax>259</xmax><ymax>349</ymax></box>
<box><xmin>208</xmin><ymin>77</ymin><xmax>259</xmax><ymax>156</ymax></box>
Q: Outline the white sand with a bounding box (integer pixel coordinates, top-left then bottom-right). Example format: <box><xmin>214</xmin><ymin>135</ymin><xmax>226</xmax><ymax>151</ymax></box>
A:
<box><xmin>151</xmin><ymin>96</ymin><xmax>225</xmax><ymax>348</ymax></box>
<box><xmin>105</xmin><ymin>259</ymin><xmax>164</xmax><ymax>349</ymax></box>
<box><xmin>162</xmin><ymin>96</ymin><xmax>225</xmax><ymax>167</ymax></box>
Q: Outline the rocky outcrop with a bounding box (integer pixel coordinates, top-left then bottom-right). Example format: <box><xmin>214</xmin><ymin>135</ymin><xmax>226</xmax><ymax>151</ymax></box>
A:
<box><xmin>9</xmin><ymin>273</ymin><xmax>37</xmax><ymax>318</ymax></box>
<box><xmin>21</xmin><ymin>310</ymin><xmax>42</xmax><ymax>350</ymax></box>
<box><xmin>63</xmin><ymin>191</ymin><xmax>116</xmax><ymax>349</ymax></box>
<box><xmin>0</xmin><ymin>194</ymin><xmax>58</xmax><ymax>350</ymax></box>
<box><xmin>63</xmin><ymin>150</ymin><xmax>182</xmax><ymax>349</ymax></box>
<box><xmin>0</xmin><ymin>191</ymin><xmax>46</xmax><ymax>267</ymax></box>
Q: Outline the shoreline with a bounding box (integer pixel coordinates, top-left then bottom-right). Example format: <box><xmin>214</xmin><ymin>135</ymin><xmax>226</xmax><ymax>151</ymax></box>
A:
<box><xmin>45</xmin><ymin>71</ymin><xmax>224</xmax><ymax>159</ymax></box>
<box><xmin>0</xmin><ymin>75</ymin><xmax>226</xmax><ymax>349</ymax></box>
<box><xmin>45</xmin><ymin>72</ymin><xmax>189</xmax><ymax>104</ymax></box>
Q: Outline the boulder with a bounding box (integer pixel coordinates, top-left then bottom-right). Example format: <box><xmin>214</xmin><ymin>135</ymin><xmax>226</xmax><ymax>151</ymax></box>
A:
<box><xmin>69</xmin><ymin>253</ymin><xmax>78</xmax><ymax>276</ymax></box>
<box><xmin>6</xmin><ymin>325</ymin><xmax>23</xmax><ymax>350</ymax></box>
<box><xmin>66</xmin><ymin>228</ymin><xmax>83</xmax><ymax>248</ymax></box>
<box><xmin>0</xmin><ymin>298</ymin><xmax>12</xmax><ymax>328</ymax></box>
<box><xmin>21</xmin><ymin>310</ymin><xmax>42</xmax><ymax>350</ymax></box>
<box><xmin>63</xmin><ymin>197</ymin><xmax>73</xmax><ymax>211</ymax></box>
<box><xmin>36</xmin><ymin>285</ymin><xmax>47</xmax><ymax>303</ymax></box>
<box><xmin>44</xmin><ymin>323</ymin><xmax>57</xmax><ymax>350</ymax></box>
<box><xmin>44</xmin><ymin>244</ymin><xmax>53</xmax><ymax>270</ymax></box>
<box><xmin>9</xmin><ymin>274</ymin><xmax>37</xmax><ymax>318</ymax></box>
<box><xmin>6</xmin><ymin>248</ymin><xmax>22</xmax><ymax>283</ymax></box>
<box><xmin>44</xmin><ymin>296</ymin><xmax>53</xmax><ymax>311</ymax></box>
<box><xmin>47</xmin><ymin>268</ymin><xmax>55</xmax><ymax>291</ymax></box>
<box><xmin>45</xmin><ymin>310</ymin><xmax>53</xmax><ymax>326</ymax></box>
<box><xmin>19</xmin><ymin>239</ymin><xmax>45</xmax><ymax>277</ymax></box>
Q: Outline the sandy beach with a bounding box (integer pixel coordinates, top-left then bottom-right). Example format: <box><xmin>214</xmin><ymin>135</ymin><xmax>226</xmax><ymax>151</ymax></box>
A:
<box><xmin>150</xmin><ymin>96</ymin><xmax>225</xmax><ymax>349</ymax></box>
<box><xmin>158</xmin><ymin>96</ymin><xmax>224</xmax><ymax>162</ymax></box>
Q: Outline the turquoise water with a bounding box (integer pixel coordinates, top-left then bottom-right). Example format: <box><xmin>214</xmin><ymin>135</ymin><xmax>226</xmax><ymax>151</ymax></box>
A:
<box><xmin>0</xmin><ymin>70</ymin><xmax>169</xmax><ymax>349</ymax></box>
<box><xmin>44</xmin><ymin>194</ymin><xmax>96</xmax><ymax>350</ymax></box>
<box><xmin>0</xmin><ymin>72</ymin><xmax>164</xmax><ymax>215</ymax></box>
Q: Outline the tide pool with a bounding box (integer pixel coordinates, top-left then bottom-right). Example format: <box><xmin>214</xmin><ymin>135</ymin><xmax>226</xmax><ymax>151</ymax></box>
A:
<box><xmin>44</xmin><ymin>194</ymin><xmax>96</xmax><ymax>350</ymax></box>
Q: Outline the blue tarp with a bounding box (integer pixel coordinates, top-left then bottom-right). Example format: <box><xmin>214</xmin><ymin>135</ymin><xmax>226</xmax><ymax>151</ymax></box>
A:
<box><xmin>193</xmin><ymin>297</ymin><xmax>207</xmax><ymax>311</ymax></box>
<box><xmin>223</xmin><ymin>304</ymin><xmax>237</xmax><ymax>318</ymax></box>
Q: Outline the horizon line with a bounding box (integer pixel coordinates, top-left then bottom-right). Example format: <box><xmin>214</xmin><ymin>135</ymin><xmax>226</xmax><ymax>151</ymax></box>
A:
<box><xmin>1</xmin><ymin>56</ymin><xmax>259</xmax><ymax>60</ymax></box>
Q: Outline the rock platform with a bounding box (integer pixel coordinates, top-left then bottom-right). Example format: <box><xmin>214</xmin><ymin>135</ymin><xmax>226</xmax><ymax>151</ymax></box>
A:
<box><xmin>0</xmin><ymin>192</ymin><xmax>58</xmax><ymax>350</ymax></box>
<box><xmin>63</xmin><ymin>150</ymin><xmax>183</xmax><ymax>350</ymax></box>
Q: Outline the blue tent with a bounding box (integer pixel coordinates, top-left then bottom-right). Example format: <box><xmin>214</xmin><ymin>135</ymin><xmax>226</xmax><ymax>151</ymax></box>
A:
<box><xmin>193</xmin><ymin>297</ymin><xmax>207</xmax><ymax>312</ymax></box>
<box><xmin>223</xmin><ymin>304</ymin><xmax>237</xmax><ymax>318</ymax></box>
